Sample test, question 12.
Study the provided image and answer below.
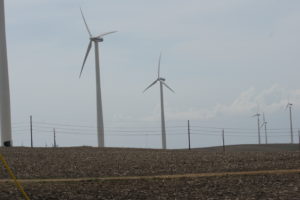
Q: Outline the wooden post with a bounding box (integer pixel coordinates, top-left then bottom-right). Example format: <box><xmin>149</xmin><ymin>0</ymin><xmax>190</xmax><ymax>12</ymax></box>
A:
<box><xmin>30</xmin><ymin>115</ymin><xmax>33</xmax><ymax>148</ymax></box>
<box><xmin>188</xmin><ymin>120</ymin><xmax>191</xmax><ymax>150</ymax></box>
<box><xmin>53</xmin><ymin>128</ymin><xmax>56</xmax><ymax>148</ymax></box>
<box><xmin>289</xmin><ymin>106</ymin><xmax>294</xmax><ymax>144</ymax></box>
<box><xmin>145</xmin><ymin>133</ymin><xmax>148</xmax><ymax>149</ymax></box>
<box><xmin>298</xmin><ymin>129</ymin><xmax>300</xmax><ymax>151</ymax></box>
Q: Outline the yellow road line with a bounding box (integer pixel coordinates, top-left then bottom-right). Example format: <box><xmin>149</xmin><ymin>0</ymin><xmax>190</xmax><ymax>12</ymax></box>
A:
<box><xmin>0</xmin><ymin>169</ymin><xmax>299</xmax><ymax>183</ymax></box>
<box><xmin>0</xmin><ymin>153</ymin><xmax>31</xmax><ymax>200</ymax></box>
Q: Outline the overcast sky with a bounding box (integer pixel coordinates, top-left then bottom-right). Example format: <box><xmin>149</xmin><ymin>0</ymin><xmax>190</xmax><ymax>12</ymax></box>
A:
<box><xmin>3</xmin><ymin>0</ymin><xmax>300</xmax><ymax>148</ymax></box>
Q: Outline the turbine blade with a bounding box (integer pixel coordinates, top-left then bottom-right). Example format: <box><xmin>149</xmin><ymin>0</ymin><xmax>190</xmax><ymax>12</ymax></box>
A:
<box><xmin>285</xmin><ymin>103</ymin><xmax>289</xmax><ymax>110</ymax></box>
<box><xmin>79</xmin><ymin>41</ymin><xmax>92</xmax><ymax>78</ymax></box>
<box><xmin>162</xmin><ymin>82</ymin><xmax>175</xmax><ymax>93</ymax></box>
<box><xmin>143</xmin><ymin>80</ymin><xmax>158</xmax><ymax>93</ymax></box>
<box><xmin>80</xmin><ymin>8</ymin><xmax>92</xmax><ymax>37</ymax></box>
<box><xmin>96</xmin><ymin>31</ymin><xmax>117</xmax><ymax>38</ymax></box>
<box><xmin>158</xmin><ymin>53</ymin><xmax>162</xmax><ymax>78</ymax></box>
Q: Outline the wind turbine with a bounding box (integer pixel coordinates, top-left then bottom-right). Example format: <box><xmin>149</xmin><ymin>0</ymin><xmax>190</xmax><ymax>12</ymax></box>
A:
<box><xmin>286</xmin><ymin>102</ymin><xmax>294</xmax><ymax>144</ymax></box>
<box><xmin>79</xmin><ymin>8</ymin><xmax>116</xmax><ymax>147</ymax></box>
<box><xmin>0</xmin><ymin>0</ymin><xmax>12</xmax><ymax>147</ymax></box>
<box><xmin>260</xmin><ymin>113</ymin><xmax>268</xmax><ymax>144</ymax></box>
<box><xmin>143</xmin><ymin>53</ymin><xmax>174</xmax><ymax>149</ymax></box>
<box><xmin>252</xmin><ymin>113</ymin><xmax>261</xmax><ymax>144</ymax></box>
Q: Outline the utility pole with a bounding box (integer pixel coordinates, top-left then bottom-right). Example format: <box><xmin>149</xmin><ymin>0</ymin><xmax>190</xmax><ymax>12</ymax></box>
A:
<box><xmin>257</xmin><ymin>115</ymin><xmax>261</xmax><ymax>145</ymax></box>
<box><xmin>145</xmin><ymin>134</ymin><xmax>148</xmax><ymax>149</ymax></box>
<box><xmin>222</xmin><ymin>129</ymin><xmax>225</xmax><ymax>152</ymax></box>
<box><xmin>298</xmin><ymin>129</ymin><xmax>300</xmax><ymax>151</ymax></box>
<box><xmin>30</xmin><ymin>115</ymin><xmax>33</xmax><ymax>148</ymax></box>
<box><xmin>187</xmin><ymin>120</ymin><xmax>191</xmax><ymax>150</ymax></box>
<box><xmin>288</xmin><ymin>104</ymin><xmax>294</xmax><ymax>144</ymax></box>
<box><xmin>53</xmin><ymin>128</ymin><xmax>56</xmax><ymax>148</ymax></box>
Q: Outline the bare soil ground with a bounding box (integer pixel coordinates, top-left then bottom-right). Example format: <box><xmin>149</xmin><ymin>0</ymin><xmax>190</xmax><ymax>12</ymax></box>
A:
<box><xmin>1</xmin><ymin>174</ymin><xmax>299</xmax><ymax>200</ymax></box>
<box><xmin>200</xmin><ymin>143</ymin><xmax>300</xmax><ymax>152</ymax></box>
<box><xmin>0</xmin><ymin>144</ymin><xmax>299</xmax><ymax>199</ymax></box>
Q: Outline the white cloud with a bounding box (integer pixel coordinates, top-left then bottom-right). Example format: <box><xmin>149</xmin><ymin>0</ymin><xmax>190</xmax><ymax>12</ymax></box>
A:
<box><xmin>142</xmin><ymin>85</ymin><xmax>299</xmax><ymax>121</ymax></box>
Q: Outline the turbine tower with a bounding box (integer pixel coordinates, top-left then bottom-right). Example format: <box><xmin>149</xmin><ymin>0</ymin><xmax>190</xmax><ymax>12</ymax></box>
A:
<box><xmin>79</xmin><ymin>8</ymin><xmax>116</xmax><ymax>147</ymax></box>
<box><xmin>286</xmin><ymin>102</ymin><xmax>294</xmax><ymax>144</ymax></box>
<box><xmin>143</xmin><ymin>53</ymin><xmax>174</xmax><ymax>149</ymax></box>
<box><xmin>261</xmin><ymin>113</ymin><xmax>268</xmax><ymax>144</ymax></box>
<box><xmin>0</xmin><ymin>0</ymin><xmax>12</xmax><ymax>147</ymax></box>
<box><xmin>252</xmin><ymin>113</ymin><xmax>261</xmax><ymax>144</ymax></box>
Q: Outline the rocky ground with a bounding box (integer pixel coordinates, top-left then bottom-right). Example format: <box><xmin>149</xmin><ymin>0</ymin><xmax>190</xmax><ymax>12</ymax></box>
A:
<box><xmin>0</xmin><ymin>145</ymin><xmax>299</xmax><ymax>199</ymax></box>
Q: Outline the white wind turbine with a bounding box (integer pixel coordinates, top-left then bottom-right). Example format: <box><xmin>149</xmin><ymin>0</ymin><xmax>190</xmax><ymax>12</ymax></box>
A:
<box><xmin>0</xmin><ymin>0</ymin><xmax>12</xmax><ymax>147</ymax></box>
<box><xmin>285</xmin><ymin>102</ymin><xmax>294</xmax><ymax>144</ymax></box>
<box><xmin>143</xmin><ymin>53</ymin><xmax>175</xmax><ymax>149</ymax></box>
<box><xmin>260</xmin><ymin>113</ymin><xmax>268</xmax><ymax>144</ymax></box>
<box><xmin>252</xmin><ymin>112</ymin><xmax>261</xmax><ymax>145</ymax></box>
<box><xmin>79</xmin><ymin>8</ymin><xmax>117</xmax><ymax>147</ymax></box>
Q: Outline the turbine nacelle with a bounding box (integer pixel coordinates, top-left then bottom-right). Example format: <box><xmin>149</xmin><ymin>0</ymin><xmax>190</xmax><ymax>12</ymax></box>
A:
<box><xmin>285</xmin><ymin>102</ymin><xmax>293</xmax><ymax>110</ymax></box>
<box><xmin>90</xmin><ymin>31</ymin><xmax>117</xmax><ymax>42</ymax></box>
<box><xmin>91</xmin><ymin>37</ymin><xmax>104</xmax><ymax>42</ymax></box>
<box><xmin>158</xmin><ymin>77</ymin><xmax>166</xmax><ymax>82</ymax></box>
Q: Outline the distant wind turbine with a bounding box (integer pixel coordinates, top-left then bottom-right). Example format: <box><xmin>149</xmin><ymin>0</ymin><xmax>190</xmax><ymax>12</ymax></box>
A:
<box><xmin>79</xmin><ymin>8</ymin><xmax>117</xmax><ymax>147</ymax></box>
<box><xmin>260</xmin><ymin>113</ymin><xmax>268</xmax><ymax>144</ymax></box>
<box><xmin>286</xmin><ymin>102</ymin><xmax>294</xmax><ymax>144</ymax></box>
<box><xmin>0</xmin><ymin>0</ymin><xmax>12</xmax><ymax>147</ymax></box>
<box><xmin>143</xmin><ymin>53</ymin><xmax>175</xmax><ymax>149</ymax></box>
<box><xmin>252</xmin><ymin>113</ymin><xmax>261</xmax><ymax>144</ymax></box>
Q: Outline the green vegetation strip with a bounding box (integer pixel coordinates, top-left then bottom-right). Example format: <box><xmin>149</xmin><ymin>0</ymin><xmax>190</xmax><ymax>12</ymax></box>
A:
<box><xmin>0</xmin><ymin>169</ymin><xmax>299</xmax><ymax>183</ymax></box>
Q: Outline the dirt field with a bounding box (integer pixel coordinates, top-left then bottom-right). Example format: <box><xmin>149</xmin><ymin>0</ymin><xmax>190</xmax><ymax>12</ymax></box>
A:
<box><xmin>0</xmin><ymin>144</ymin><xmax>299</xmax><ymax>199</ymax></box>
<box><xmin>0</xmin><ymin>173</ymin><xmax>299</xmax><ymax>200</ymax></box>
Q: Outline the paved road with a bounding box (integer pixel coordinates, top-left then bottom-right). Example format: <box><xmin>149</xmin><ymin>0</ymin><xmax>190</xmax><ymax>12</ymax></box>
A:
<box><xmin>1</xmin><ymin>168</ymin><xmax>300</xmax><ymax>183</ymax></box>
